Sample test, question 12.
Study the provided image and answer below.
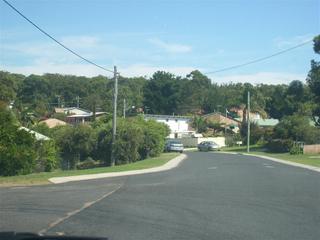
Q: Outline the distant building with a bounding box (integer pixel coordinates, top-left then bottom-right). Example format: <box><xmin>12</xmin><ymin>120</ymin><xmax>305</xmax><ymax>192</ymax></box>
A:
<box><xmin>203</xmin><ymin>112</ymin><xmax>240</xmax><ymax>128</ymax></box>
<box><xmin>144</xmin><ymin>114</ymin><xmax>194</xmax><ymax>138</ymax></box>
<box><xmin>39</xmin><ymin>118</ymin><xmax>67</xmax><ymax>128</ymax></box>
<box><xmin>54</xmin><ymin>107</ymin><xmax>106</xmax><ymax>125</ymax></box>
<box><xmin>229</xmin><ymin>107</ymin><xmax>261</xmax><ymax>121</ymax></box>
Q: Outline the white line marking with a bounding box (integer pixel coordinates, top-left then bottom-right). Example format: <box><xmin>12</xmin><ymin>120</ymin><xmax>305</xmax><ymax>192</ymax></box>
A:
<box><xmin>265</xmin><ymin>165</ymin><xmax>274</xmax><ymax>168</ymax></box>
<box><xmin>208</xmin><ymin>166</ymin><xmax>218</xmax><ymax>170</ymax></box>
<box><xmin>38</xmin><ymin>184</ymin><xmax>122</xmax><ymax>235</ymax></box>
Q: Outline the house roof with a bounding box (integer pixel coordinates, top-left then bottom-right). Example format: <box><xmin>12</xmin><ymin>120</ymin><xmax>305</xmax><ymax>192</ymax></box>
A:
<box><xmin>39</xmin><ymin>118</ymin><xmax>67</xmax><ymax>128</ymax></box>
<box><xmin>66</xmin><ymin>112</ymin><xmax>107</xmax><ymax>118</ymax></box>
<box><xmin>19</xmin><ymin>127</ymin><xmax>50</xmax><ymax>141</ymax></box>
<box><xmin>254</xmin><ymin>119</ymin><xmax>279</xmax><ymax>127</ymax></box>
<box><xmin>203</xmin><ymin>112</ymin><xmax>241</xmax><ymax>123</ymax></box>
<box><xmin>144</xmin><ymin>114</ymin><xmax>192</xmax><ymax>120</ymax></box>
<box><xmin>54</xmin><ymin>107</ymin><xmax>91</xmax><ymax>114</ymax></box>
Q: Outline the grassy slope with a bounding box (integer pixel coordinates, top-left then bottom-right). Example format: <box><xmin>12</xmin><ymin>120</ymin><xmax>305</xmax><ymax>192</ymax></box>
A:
<box><xmin>0</xmin><ymin>152</ymin><xmax>179</xmax><ymax>187</ymax></box>
<box><xmin>222</xmin><ymin>146</ymin><xmax>320</xmax><ymax>167</ymax></box>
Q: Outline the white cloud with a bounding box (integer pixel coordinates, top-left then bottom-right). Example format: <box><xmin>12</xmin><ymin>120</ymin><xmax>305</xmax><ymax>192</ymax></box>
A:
<box><xmin>273</xmin><ymin>34</ymin><xmax>314</xmax><ymax>48</ymax></box>
<box><xmin>210</xmin><ymin>72</ymin><xmax>306</xmax><ymax>85</ymax></box>
<box><xmin>149</xmin><ymin>38</ymin><xmax>192</xmax><ymax>53</ymax></box>
<box><xmin>119</xmin><ymin>64</ymin><xmax>196</xmax><ymax>77</ymax></box>
<box><xmin>1</xmin><ymin>62</ymin><xmax>197</xmax><ymax>78</ymax></box>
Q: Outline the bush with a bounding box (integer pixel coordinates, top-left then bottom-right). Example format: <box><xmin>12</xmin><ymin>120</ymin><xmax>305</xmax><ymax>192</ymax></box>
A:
<box><xmin>35</xmin><ymin>140</ymin><xmax>59</xmax><ymax>172</ymax></box>
<box><xmin>113</xmin><ymin>119</ymin><xmax>144</xmax><ymax>165</ymax></box>
<box><xmin>0</xmin><ymin>107</ymin><xmax>37</xmax><ymax>176</ymax></box>
<box><xmin>240</xmin><ymin>121</ymin><xmax>264</xmax><ymax>145</ymax></box>
<box><xmin>289</xmin><ymin>145</ymin><xmax>303</xmax><ymax>155</ymax></box>
<box><xmin>138</xmin><ymin>119</ymin><xmax>170</xmax><ymax>159</ymax></box>
<box><xmin>52</xmin><ymin>125</ymin><xmax>96</xmax><ymax>169</ymax></box>
<box><xmin>266</xmin><ymin>139</ymin><xmax>294</xmax><ymax>153</ymax></box>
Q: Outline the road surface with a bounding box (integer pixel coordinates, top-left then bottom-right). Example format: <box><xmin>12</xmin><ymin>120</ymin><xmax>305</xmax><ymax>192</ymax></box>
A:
<box><xmin>1</xmin><ymin>152</ymin><xmax>319</xmax><ymax>240</ymax></box>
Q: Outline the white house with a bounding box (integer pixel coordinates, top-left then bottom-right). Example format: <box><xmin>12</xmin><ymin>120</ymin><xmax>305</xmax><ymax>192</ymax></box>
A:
<box><xmin>144</xmin><ymin>114</ymin><xmax>193</xmax><ymax>138</ymax></box>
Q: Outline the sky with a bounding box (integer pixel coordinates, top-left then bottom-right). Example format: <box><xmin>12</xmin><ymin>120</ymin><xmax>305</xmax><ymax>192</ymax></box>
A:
<box><xmin>0</xmin><ymin>0</ymin><xmax>319</xmax><ymax>84</ymax></box>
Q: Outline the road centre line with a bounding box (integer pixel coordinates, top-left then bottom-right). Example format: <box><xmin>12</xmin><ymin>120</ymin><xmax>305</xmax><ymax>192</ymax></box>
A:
<box><xmin>38</xmin><ymin>184</ymin><xmax>123</xmax><ymax>235</ymax></box>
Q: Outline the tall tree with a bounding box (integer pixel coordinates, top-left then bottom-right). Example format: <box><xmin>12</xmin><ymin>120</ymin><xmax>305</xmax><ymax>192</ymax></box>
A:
<box><xmin>306</xmin><ymin>35</ymin><xmax>320</xmax><ymax>125</ymax></box>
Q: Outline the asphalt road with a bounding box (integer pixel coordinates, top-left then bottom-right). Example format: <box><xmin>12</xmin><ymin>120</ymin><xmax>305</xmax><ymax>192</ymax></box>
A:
<box><xmin>1</xmin><ymin>152</ymin><xmax>320</xmax><ymax>240</ymax></box>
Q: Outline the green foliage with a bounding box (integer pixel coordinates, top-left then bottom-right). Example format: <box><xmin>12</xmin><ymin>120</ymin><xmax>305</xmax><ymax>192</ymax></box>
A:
<box><xmin>0</xmin><ymin>107</ymin><xmax>36</xmax><ymax>176</ymax></box>
<box><xmin>113</xmin><ymin>119</ymin><xmax>144</xmax><ymax>165</ymax></box>
<box><xmin>143</xmin><ymin>71</ymin><xmax>181</xmax><ymax>114</ymax></box>
<box><xmin>0</xmin><ymin>71</ymin><xmax>24</xmax><ymax>104</ymax></box>
<box><xmin>92</xmin><ymin>117</ymin><xmax>170</xmax><ymax>166</ymax></box>
<box><xmin>289</xmin><ymin>145</ymin><xmax>303</xmax><ymax>155</ymax></box>
<box><xmin>240</xmin><ymin>121</ymin><xmax>264</xmax><ymax>145</ymax></box>
<box><xmin>138</xmin><ymin>118</ymin><xmax>170</xmax><ymax>158</ymax></box>
<box><xmin>266</xmin><ymin>139</ymin><xmax>294</xmax><ymax>153</ymax></box>
<box><xmin>31</xmin><ymin>123</ymin><xmax>52</xmax><ymax>137</ymax></box>
<box><xmin>192</xmin><ymin>116</ymin><xmax>207</xmax><ymax>133</ymax></box>
<box><xmin>35</xmin><ymin>140</ymin><xmax>59</xmax><ymax>172</ymax></box>
<box><xmin>53</xmin><ymin>125</ymin><xmax>96</xmax><ymax>169</ymax></box>
<box><xmin>273</xmin><ymin>115</ymin><xmax>319</xmax><ymax>144</ymax></box>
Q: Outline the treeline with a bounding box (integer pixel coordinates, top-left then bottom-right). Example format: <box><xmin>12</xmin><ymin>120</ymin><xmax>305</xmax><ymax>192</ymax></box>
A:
<box><xmin>0</xmin><ymin>68</ymin><xmax>319</xmax><ymax>125</ymax></box>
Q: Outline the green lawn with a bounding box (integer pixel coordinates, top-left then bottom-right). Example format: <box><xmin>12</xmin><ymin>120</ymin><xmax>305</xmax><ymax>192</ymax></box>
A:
<box><xmin>222</xmin><ymin>146</ymin><xmax>320</xmax><ymax>167</ymax></box>
<box><xmin>0</xmin><ymin>152</ymin><xmax>179</xmax><ymax>187</ymax></box>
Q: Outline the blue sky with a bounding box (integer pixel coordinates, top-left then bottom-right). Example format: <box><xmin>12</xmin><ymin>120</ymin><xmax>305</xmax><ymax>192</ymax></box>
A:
<box><xmin>0</xmin><ymin>0</ymin><xmax>319</xmax><ymax>84</ymax></box>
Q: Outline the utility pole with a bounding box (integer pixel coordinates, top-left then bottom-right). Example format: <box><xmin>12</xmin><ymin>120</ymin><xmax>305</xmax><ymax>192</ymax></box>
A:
<box><xmin>247</xmin><ymin>91</ymin><xmax>250</xmax><ymax>153</ymax></box>
<box><xmin>123</xmin><ymin>98</ymin><xmax>126</xmax><ymax>118</ymax></box>
<box><xmin>111</xmin><ymin>66</ymin><xmax>118</xmax><ymax>167</ymax></box>
<box><xmin>76</xmin><ymin>96</ymin><xmax>80</xmax><ymax>108</ymax></box>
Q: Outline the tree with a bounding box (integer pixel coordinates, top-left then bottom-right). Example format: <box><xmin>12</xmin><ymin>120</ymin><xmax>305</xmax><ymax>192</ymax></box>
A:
<box><xmin>53</xmin><ymin>125</ymin><xmax>96</xmax><ymax>169</ymax></box>
<box><xmin>273</xmin><ymin>115</ymin><xmax>319</xmax><ymax>144</ymax></box>
<box><xmin>307</xmin><ymin>35</ymin><xmax>320</xmax><ymax>125</ymax></box>
<box><xmin>143</xmin><ymin>71</ymin><xmax>181</xmax><ymax>114</ymax></box>
<box><xmin>0</xmin><ymin>106</ymin><xmax>36</xmax><ymax>176</ymax></box>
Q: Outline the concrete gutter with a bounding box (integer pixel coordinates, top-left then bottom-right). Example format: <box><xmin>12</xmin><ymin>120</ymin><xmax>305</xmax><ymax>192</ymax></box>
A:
<box><xmin>49</xmin><ymin>154</ymin><xmax>187</xmax><ymax>184</ymax></box>
<box><xmin>219</xmin><ymin>151</ymin><xmax>320</xmax><ymax>173</ymax></box>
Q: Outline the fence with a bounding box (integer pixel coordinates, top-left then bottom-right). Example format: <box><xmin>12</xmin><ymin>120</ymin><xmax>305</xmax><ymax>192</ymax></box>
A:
<box><xmin>304</xmin><ymin>144</ymin><xmax>320</xmax><ymax>154</ymax></box>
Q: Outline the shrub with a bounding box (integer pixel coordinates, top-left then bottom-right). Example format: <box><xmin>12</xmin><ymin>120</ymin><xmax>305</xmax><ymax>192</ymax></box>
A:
<box><xmin>289</xmin><ymin>145</ymin><xmax>303</xmax><ymax>155</ymax></box>
<box><xmin>138</xmin><ymin>119</ymin><xmax>170</xmax><ymax>158</ymax></box>
<box><xmin>114</xmin><ymin>119</ymin><xmax>144</xmax><ymax>165</ymax></box>
<box><xmin>52</xmin><ymin>125</ymin><xmax>96</xmax><ymax>169</ymax></box>
<box><xmin>0</xmin><ymin>107</ymin><xmax>37</xmax><ymax>176</ymax></box>
<box><xmin>35</xmin><ymin>140</ymin><xmax>59</xmax><ymax>172</ymax></box>
<box><xmin>266</xmin><ymin>139</ymin><xmax>294</xmax><ymax>153</ymax></box>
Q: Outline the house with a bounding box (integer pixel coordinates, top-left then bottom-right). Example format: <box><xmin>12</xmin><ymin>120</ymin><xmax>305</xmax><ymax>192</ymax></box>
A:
<box><xmin>55</xmin><ymin>107</ymin><xmax>106</xmax><ymax>125</ymax></box>
<box><xmin>229</xmin><ymin>107</ymin><xmax>262</xmax><ymax>121</ymax></box>
<box><xmin>144</xmin><ymin>114</ymin><xmax>194</xmax><ymax>138</ymax></box>
<box><xmin>39</xmin><ymin>118</ymin><xmax>67</xmax><ymax>128</ymax></box>
<box><xmin>203</xmin><ymin>112</ymin><xmax>241</xmax><ymax>131</ymax></box>
<box><xmin>254</xmin><ymin>119</ymin><xmax>279</xmax><ymax>128</ymax></box>
<box><xmin>19</xmin><ymin>127</ymin><xmax>50</xmax><ymax>141</ymax></box>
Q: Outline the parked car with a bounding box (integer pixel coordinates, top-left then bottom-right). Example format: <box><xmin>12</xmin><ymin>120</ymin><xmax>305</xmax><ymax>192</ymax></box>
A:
<box><xmin>165</xmin><ymin>140</ymin><xmax>184</xmax><ymax>153</ymax></box>
<box><xmin>198</xmin><ymin>141</ymin><xmax>220</xmax><ymax>151</ymax></box>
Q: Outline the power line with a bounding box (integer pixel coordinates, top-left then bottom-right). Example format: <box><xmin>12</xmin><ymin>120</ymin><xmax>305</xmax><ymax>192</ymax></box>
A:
<box><xmin>204</xmin><ymin>39</ymin><xmax>313</xmax><ymax>74</ymax></box>
<box><xmin>2</xmin><ymin>0</ymin><xmax>115</xmax><ymax>74</ymax></box>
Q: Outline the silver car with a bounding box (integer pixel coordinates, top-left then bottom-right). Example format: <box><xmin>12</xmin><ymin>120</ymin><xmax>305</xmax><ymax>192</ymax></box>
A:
<box><xmin>198</xmin><ymin>141</ymin><xmax>220</xmax><ymax>151</ymax></box>
<box><xmin>165</xmin><ymin>140</ymin><xmax>184</xmax><ymax>153</ymax></box>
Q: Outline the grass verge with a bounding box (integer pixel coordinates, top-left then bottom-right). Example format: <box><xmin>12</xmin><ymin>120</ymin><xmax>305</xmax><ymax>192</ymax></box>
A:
<box><xmin>222</xmin><ymin>146</ymin><xmax>320</xmax><ymax>168</ymax></box>
<box><xmin>0</xmin><ymin>152</ymin><xmax>180</xmax><ymax>187</ymax></box>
